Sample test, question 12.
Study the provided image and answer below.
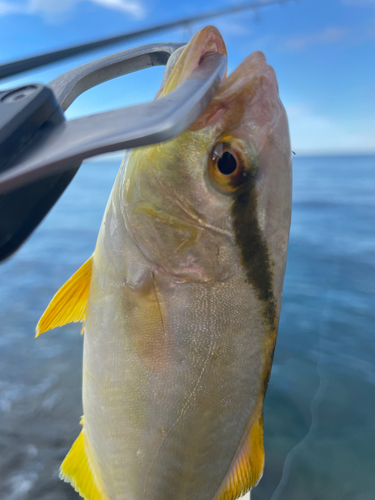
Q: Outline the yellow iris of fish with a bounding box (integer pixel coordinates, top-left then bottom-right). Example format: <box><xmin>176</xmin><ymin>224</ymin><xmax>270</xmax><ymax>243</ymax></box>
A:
<box><xmin>36</xmin><ymin>25</ymin><xmax>292</xmax><ymax>500</ymax></box>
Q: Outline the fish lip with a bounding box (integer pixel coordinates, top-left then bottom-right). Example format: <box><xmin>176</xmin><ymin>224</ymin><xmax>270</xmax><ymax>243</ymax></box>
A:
<box><xmin>220</xmin><ymin>50</ymin><xmax>278</xmax><ymax>96</ymax></box>
<box><xmin>156</xmin><ymin>25</ymin><xmax>228</xmax><ymax>98</ymax></box>
<box><xmin>189</xmin><ymin>50</ymin><xmax>280</xmax><ymax>135</ymax></box>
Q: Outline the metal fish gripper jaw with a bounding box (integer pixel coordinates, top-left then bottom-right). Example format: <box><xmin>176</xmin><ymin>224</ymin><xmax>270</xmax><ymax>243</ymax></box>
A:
<box><xmin>0</xmin><ymin>43</ymin><xmax>227</xmax><ymax>261</ymax></box>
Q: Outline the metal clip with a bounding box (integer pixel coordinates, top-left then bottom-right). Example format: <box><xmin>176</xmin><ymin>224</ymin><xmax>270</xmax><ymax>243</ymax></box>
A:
<box><xmin>0</xmin><ymin>43</ymin><xmax>227</xmax><ymax>261</ymax></box>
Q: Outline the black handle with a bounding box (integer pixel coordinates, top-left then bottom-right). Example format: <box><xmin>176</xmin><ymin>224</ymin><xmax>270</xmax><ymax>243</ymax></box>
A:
<box><xmin>0</xmin><ymin>84</ymin><xmax>81</xmax><ymax>262</ymax></box>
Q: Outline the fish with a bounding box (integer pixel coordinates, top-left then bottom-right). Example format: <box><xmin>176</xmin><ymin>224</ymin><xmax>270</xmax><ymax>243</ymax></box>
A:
<box><xmin>36</xmin><ymin>25</ymin><xmax>292</xmax><ymax>500</ymax></box>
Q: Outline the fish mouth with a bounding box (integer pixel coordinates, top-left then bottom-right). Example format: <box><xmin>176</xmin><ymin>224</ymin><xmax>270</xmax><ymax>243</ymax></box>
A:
<box><xmin>190</xmin><ymin>50</ymin><xmax>281</xmax><ymax>134</ymax></box>
<box><xmin>155</xmin><ymin>25</ymin><xmax>228</xmax><ymax>99</ymax></box>
<box><xmin>155</xmin><ymin>24</ymin><xmax>280</xmax><ymax>141</ymax></box>
<box><xmin>158</xmin><ymin>24</ymin><xmax>281</xmax><ymax>157</ymax></box>
<box><xmin>155</xmin><ymin>25</ymin><xmax>281</xmax><ymax>153</ymax></box>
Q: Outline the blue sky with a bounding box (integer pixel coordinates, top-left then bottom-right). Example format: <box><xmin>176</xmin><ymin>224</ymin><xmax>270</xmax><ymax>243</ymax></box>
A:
<box><xmin>0</xmin><ymin>0</ymin><xmax>374</xmax><ymax>155</ymax></box>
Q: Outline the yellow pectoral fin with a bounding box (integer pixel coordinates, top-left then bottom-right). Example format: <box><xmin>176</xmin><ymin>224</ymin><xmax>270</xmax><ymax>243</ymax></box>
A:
<box><xmin>216</xmin><ymin>411</ymin><xmax>265</xmax><ymax>500</ymax></box>
<box><xmin>60</xmin><ymin>428</ymin><xmax>109</xmax><ymax>500</ymax></box>
<box><xmin>36</xmin><ymin>257</ymin><xmax>92</xmax><ymax>337</ymax></box>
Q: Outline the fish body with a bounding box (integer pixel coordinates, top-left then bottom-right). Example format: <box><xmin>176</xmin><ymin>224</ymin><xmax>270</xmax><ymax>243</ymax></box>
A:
<box><xmin>37</xmin><ymin>26</ymin><xmax>292</xmax><ymax>500</ymax></box>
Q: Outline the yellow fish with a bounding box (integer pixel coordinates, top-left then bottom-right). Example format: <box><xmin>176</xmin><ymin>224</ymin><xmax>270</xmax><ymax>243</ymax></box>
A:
<box><xmin>36</xmin><ymin>25</ymin><xmax>292</xmax><ymax>500</ymax></box>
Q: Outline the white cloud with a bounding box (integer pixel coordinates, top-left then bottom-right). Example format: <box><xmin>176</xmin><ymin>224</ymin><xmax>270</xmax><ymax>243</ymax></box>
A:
<box><xmin>0</xmin><ymin>0</ymin><xmax>144</xmax><ymax>21</ymax></box>
<box><xmin>0</xmin><ymin>1</ymin><xmax>22</xmax><ymax>15</ymax></box>
<box><xmin>90</xmin><ymin>0</ymin><xmax>144</xmax><ymax>17</ymax></box>
<box><xmin>28</xmin><ymin>0</ymin><xmax>78</xmax><ymax>16</ymax></box>
<box><xmin>283</xmin><ymin>26</ymin><xmax>348</xmax><ymax>51</ymax></box>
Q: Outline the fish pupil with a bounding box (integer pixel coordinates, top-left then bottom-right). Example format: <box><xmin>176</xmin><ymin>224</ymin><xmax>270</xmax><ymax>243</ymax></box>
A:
<box><xmin>217</xmin><ymin>152</ymin><xmax>237</xmax><ymax>175</ymax></box>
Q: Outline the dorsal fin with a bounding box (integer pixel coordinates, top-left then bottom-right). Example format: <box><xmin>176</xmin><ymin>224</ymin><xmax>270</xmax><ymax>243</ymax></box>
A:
<box><xmin>36</xmin><ymin>257</ymin><xmax>92</xmax><ymax>337</ymax></box>
<box><xmin>216</xmin><ymin>411</ymin><xmax>265</xmax><ymax>500</ymax></box>
<box><xmin>60</xmin><ymin>427</ymin><xmax>109</xmax><ymax>500</ymax></box>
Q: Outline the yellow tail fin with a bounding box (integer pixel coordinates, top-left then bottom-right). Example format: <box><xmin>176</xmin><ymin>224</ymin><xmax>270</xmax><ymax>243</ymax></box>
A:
<box><xmin>60</xmin><ymin>428</ymin><xmax>108</xmax><ymax>500</ymax></box>
<box><xmin>36</xmin><ymin>257</ymin><xmax>92</xmax><ymax>337</ymax></box>
<box><xmin>216</xmin><ymin>411</ymin><xmax>265</xmax><ymax>500</ymax></box>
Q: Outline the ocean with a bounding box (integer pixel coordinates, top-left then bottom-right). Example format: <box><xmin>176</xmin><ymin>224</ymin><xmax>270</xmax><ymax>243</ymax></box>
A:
<box><xmin>0</xmin><ymin>154</ymin><xmax>374</xmax><ymax>499</ymax></box>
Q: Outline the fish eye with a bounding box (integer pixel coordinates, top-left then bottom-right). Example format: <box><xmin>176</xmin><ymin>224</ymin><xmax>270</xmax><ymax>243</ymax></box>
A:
<box><xmin>208</xmin><ymin>139</ymin><xmax>256</xmax><ymax>194</ymax></box>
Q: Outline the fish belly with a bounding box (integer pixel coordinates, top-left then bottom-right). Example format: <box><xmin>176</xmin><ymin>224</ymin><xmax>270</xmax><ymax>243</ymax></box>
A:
<box><xmin>83</xmin><ymin>263</ymin><xmax>267</xmax><ymax>500</ymax></box>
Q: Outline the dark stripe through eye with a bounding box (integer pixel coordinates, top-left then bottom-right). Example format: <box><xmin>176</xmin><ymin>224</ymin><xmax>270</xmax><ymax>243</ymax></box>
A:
<box><xmin>217</xmin><ymin>152</ymin><xmax>237</xmax><ymax>175</ymax></box>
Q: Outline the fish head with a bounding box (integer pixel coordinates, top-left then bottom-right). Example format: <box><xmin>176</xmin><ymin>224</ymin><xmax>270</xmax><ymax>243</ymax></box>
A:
<box><xmin>121</xmin><ymin>26</ymin><xmax>292</xmax><ymax>299</ymax></box>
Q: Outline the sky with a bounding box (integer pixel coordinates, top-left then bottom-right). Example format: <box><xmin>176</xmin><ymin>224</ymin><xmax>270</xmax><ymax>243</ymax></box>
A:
<box><xmin>0</xmin><ymin>0</ymin><xmax>374</xmax><ymax>155</ymax></box>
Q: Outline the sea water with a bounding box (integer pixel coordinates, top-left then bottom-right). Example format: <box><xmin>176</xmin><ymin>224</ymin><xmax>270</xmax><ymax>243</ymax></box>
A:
<box><xmin>0</xmin><ymin>155</ymin><xmax>374</xmax><ymax>499</ymax></box>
